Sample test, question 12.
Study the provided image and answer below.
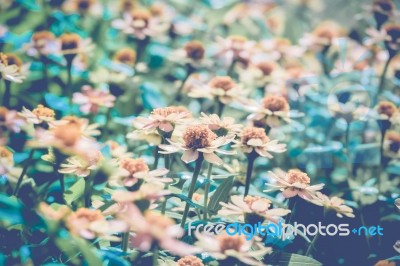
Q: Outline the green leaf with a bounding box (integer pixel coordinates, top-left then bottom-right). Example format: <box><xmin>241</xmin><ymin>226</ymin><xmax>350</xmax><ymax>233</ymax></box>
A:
<box><xmin>74</xmin><ymin>237</ymin><xmax>102</xmax><ymax>266</ymax></box>
<box><xmin>64</xmin><ymin>178</ymin><xmax>85</xmax><ymax>206</ymax></box>
<box><xmin>166</xmin><ymin>193</ymin><xmax>205</xmax><ymax>211</ymax></box>
<box><xmin>207</xmin><ymin>176</ymin><xmax>234</xmax><ymax>215</ymax></box>
<box><xmin>278</xmin><ymin>253</ymin><xmax>322</xmax><ymax>266</ymax></box>
<box><xmin>0</xmin><ymin>195</ymin><xmax>23</xmax><ymax>227</ymax></box>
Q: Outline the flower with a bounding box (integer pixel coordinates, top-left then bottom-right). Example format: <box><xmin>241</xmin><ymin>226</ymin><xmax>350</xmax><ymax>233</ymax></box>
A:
<box><xmin>112</xmin><ymin>9</ymin><xmax>167</xmax><ymax>40</ymax></box>
<box><xmin>73</xmin><ymin>85</ymin><xmax>116</xmax><ymax>114</ymax></box>
<box><xmin>169</xmin><ymin>40</ymin><xmax>210</xmax><ymax>69</ymax></box>
<box><xmin>214</xmin><ymin>35</ymin><xmax>256</xmax><ymax>66</ymax></box>
<box><xmin>0</xmin><ymin>53</ymin><xmax>26</xmax><ymax>83</ymax></box>
<box><xmin>0</xmin><ymin>107</ymin><xmax>25</xmax><ymax>133</ymax></box>
<box><xmin>0</xmin><ymin>146</ymin><xmax>13</xmax><ymax>175</ymax></box>
<box><xmin>195</xmin><ymin>232</ymin><xmax>271</xmax><ymax>265</ymax></box>
<box><xmin>233</xmin><ymin>127</ymin><xmax>286</xmax><ymax>158</ymax></box>
<box><xmin>66</xmin><ymin>208</ymin><xmax>127</xmax><ymax>240</ymax></box>
<box><xmin>177</xmin><ymin>256</ymin><xmax>204</xmax><ymax>266</ymax></box>
<box><xmin>118</xmin><ymin>204</ymin><xmax>200</xmax><ymax>256</ymax></box>
<box><xmin>265</xmin><ymin>169</ymin><xmax>324</xmax><ymax>199</ymax></box>
<box><xmin>51</xmin><ymin>116</ymin><xmax>101</xmax><ymax>138</ymax></box>
<box><xmin>300</xmin><ymin>21</ymin><xmax>345</xmax><ymax>51</ymax></box>
<box><xmin>306</xmin><ymin>192</ymin><xmax>355</xmax><ymax>218</ymax></box>
<box><xmin>113</xmin><ymin>47</ymin><xmax>136</xmax><ymax>66</ymax></box>
<box><xmin>374</xmin><ymin>260</ymin><xmax>396</xmax><ymax>266</ymax></box>
<box><xmin>376</xmin><ymin>101</ymin><xmax>398</xmax><ymax>120</ymax></box>
<box><xmin>112</xmin><ymin>182</ymin><xmax>170</xmax><ymax>204</ymax></box>
<box><xmin>199</xmin><ymin>112</ymin><xmax>242</xmax><ymax>138</ymax></box>
<box><xmin>218</xmin><ymin>195</ymin><xmax>290</xmax><ymax>223</ymax></box>
<box><xmin>134</xmin><ymin>106</ymin><xmax>191</xmax><ymax>134</ymax></box>
<box><xmin>116</xmin><ymin>158</ymin><xmax>171</xmax><ymax>186</ymax></box>
<box><xmin>59</xmin><ymin>150</ymin><xmax>103</xmax><ymax>177</ymax></box>
<box><xmin>107</xmin><ymin>141</ymin><xmax>133</xmax><ymax>160</ymax></box>
<box><xmin>159</xmin><ymin>125</ymin><xmax>235</xmax><ymax>165</ymax></box>
<box><xmin>19</xmin><ymin>104</ymin><xmax>56</xmax><ymax>125</ymax></box>
<box><xmin>383</xmin><ymin>24</ymin><xmax>400</xmax><ymax>58</ymax></box>
<box><xmin>38</xmin><ymin>203</ymin><xmax>71</xmax><ymax>221</ymax></box>
<box><xmin>126</xmin><ymin>128</ymin><xmax>162</xmax><ymax>146</ymax></box>
<box><xmin>25</xmin><ymin>31</ymin><xmax>59</xmax><ymax>57</ymax></box>
<box><xmin>59</xmin><ymin>33</ymin><xmax>94</xmax><ymax>62</ymax></box>
<box><xmin>189</xmin><ymin>76</ymin><xmax>248</xmax><ymax>104</ymax></box>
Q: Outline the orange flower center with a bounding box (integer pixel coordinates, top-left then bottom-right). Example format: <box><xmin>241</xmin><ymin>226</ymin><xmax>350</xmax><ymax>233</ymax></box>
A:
<box><xmin>60</xmin><ymin>33</ymin><xmax>81</xmax><ymax>51</ymax></box>
<box><xmin>244</xmin><ymin>195</ymin><xmax>271</xmax><ymax>208</ymax></box>
<box><xmin>286</xmin><ymin>169</ymin><xmax>310</xmax><ymax>185</ymax></box>
<box><xmin>114</xmin><ymin>48</ymin><xmax>136</xmax><ymax>66</ymax></box>
<box><xmin>208</xmin><ymin>76</ymin><xmax>236</xmax><ymax>91</ymax></box>
<box><xmin>261</xmin><ymin>95</ymin><xmax>289</xmax><ymax>112</ymax></box>
<box><xmin>177</xmin><ymin>256</ymin><xmax>204</xmax><ymax>266</ymax></box>
<box><xmin>241</xmin><ymin>127</ymin><xmax>269</xmax><ymax>145</ymax></box>
<box><xmin>217</xmin><ymin>235</ymin><xmax>245</xmax><ymax>253</ymax></box>
<box><xmin>256</xmin><ymin>61</ymin><xmax>274</xmax><ymax>76</ymax></box>
<box><xmin>53</xmin><ymin>124</ymin><xmax>81</xmax><ymax>147</ymax></box>
<box><xmin>0</xmin><ymin>146</ymin><xmax>13</xmax><ymax>161</ymax></box>
<box><xmin>120</xmin><ymin>158</ymin><xmax>149</xmax><ymax>174</ymax></box>
<box><xmin>183</xmin><ymin>125</ymin><xmax>217</xmax><ymax>149</ymax></box>
<box><xmin>32</xmin><ymin>104</ymin><xmax>55</xmax><ymax>118</ymax></box>
<box><xmin>184</xmin><ymin>41</ymin><xmax>205</xmax><ymax>60</ymax></box>
<box><xmin>377</xmin><ymin>101</ymin><xmax>397</xmax><ymax>118</ymax></box>
<box><xmin>0</xmin><ymin>107</ymin><xmax>8</xmax><ymax>121</ymax></box>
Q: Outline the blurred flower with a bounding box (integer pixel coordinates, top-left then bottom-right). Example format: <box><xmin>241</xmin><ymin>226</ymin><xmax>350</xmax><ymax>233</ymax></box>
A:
<box><xmin>265</xmin><ymin>169</ymin><xmax>324</xmax><ymax>199</ymax></box>
<box><xmin>218</xmin><ymin>195</ymin><xmax>290</xmax><ymax>223</ymax></box>
<box><xmin>112</xmin><ymin>9</ymin><xmax>167</xmax><ymax>40</ymax></box>
<box><xmin>374</xmin><ymin>260</ymin><xmax>396</xmax><ymax>266</ymax></box>
<box><xmin>19</xmin><ymin>104</ymin><xmax>56</xmax><ymax>125</ymax></box>
<box><xmin>195</xmin><ymin>232</ymin><xmax>271</xmax><ymax>265</ymax></box>
<box><xmin>300</xmin><ymin>21</ymin><xmax>345</xmax><ymax>51</ymax></box>
<box><xmin>38</xmin><ymin>203</ymin><xmax>71</xmax><ymax>221</ymax></box>
<box><xmin>0</xmin><ymin>53</ymin><xmax>26</xmax><ymax>83</ymax></box>
<box><xmin>233</xmin><ymin>126</ymin><xmax>286</xmax><ymax>158</ymax></box>
<box><xmin>169</xmin><ymin>40</ymin><xmax>211</xmax><ymax>69</ymax></box>
<box><xmin>107</xmin><ymin>141</ymin><xmax>133</xmax><ymax>160</ymax></box>
<box><xmin>118</xmin><ymin>204</ymin><xmax>200</xmax><ymax>256</ymax></box>
<box><xmin>214</xmin><ymin>35</ymin><xmax>256</xmax><ymax>66</ymax></box>
<box><xmin>159</xmin><ymin>125</ymin><xmax>235</xmax><ymax>165</ymax></box>
<box><xmin>189</xmin><ymin>76</ymin><xmax>248</xmax><ymax>104</ymax></box>
<box><xmin>372</xmin><ymin>0</ymin><xmax>396</xmax><ymax>29</ymax></box>
<box><xmin>73</xmin><ymin>85</ymin><xmax>116</xmax><ymax>114</ymax></box>
<box><xmin>383</xmin><ymin>24</ymin><xmax>400</xmax><ymax>59</ymax></box>
<box><xmin>0</xmin><ymin>146</ymin><xmax>13</xmax><ymax>175</ymax></box>
<box><xmin>223</xmin><ymin>1</ymin><xmax>275</xmax><ymax>24</ymax></box>
<box><xmin>127</xmin><ymin>128</ymin><xmax>162</xmax><ymax>146</ymax></box>
<box><xmin>51</xmin><ymin>116</ymin><xmax>101</xmax><ymax>138</ymax></box>
<box><xmin>112</xmin><ymin>182</ymin><xmax>170</xmax><ymax>203</ymax></box>
<box><xmin>134</xmin><ymin>106</ymin><xmax>191</xmax><ymax>135</ymax></box>
<box><xmin>200</xmin><ymin>113</ymin><xmax>242</xmax><ymax>138</ymax></box>
<box><xmin>113</xmin><ymin>47</ymin><xmax>136</xmax><ymax>66</ymax></box>
<box><xmin>177</xmin><ymin>256</ymin><xmax>204</xmax><ymax>266</ymax></box>
<box><xmin>0</xmin><ymin>107</ymin><xmax>25</xmax><ymax>133</ymax></box>
<box><xmin>25</xmin><ymin>31</ymin><xmax>59</xmax><ymax>57</ymax></box>
<box><xmin>66</xmin><ymin>208</ymin><xmax>127</xmax><ymax>240</ymax></box>
<box><xmin>306</xmin><ymin>192</ymin><xmax>355</xmax><ymax>218</ymax></box>
<box><xmin>376</xmin><ymin>100</ymin><xmax>398</xmax><ymax>120</ymax></box>
<box><xmin>59</xmin><ymin>150</ymin><xmax>103</xmax><ymax>177</ymax></box>
<box><xmin>59</xmin><ymin>33</ymin><xmax>94</xmax><ymax>62</ymax></box>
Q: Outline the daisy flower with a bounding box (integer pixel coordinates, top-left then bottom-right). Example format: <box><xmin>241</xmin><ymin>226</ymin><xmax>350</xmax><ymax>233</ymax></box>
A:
<box><xmin>107</xmin><ymin>141</ymin><xmax>133</xmax><ymax>160</ymax></box>
<box><xmin>0</xmin><ymin>107</ymin><xmax>25</xmax><ymax>133</ymax></box>
<box><xmin>59</xmin><ymin>150</ymin><xmax>103</xmax><ymax>177</ymax></box>
<box><xmin>126</xmin><ymin>128</ymin><xmax>162</xmax><ymax>146</ymax></box>
<box><xmin>19</xmin><ymin>104</ymin><xmax>56</xmax><ymax>125</ymax></box>
<box><xmin>72</xmin><ymin>85</ymin><xmax>116</xmax><ymax>114</ymax></box>
<box><xmin>218</xmin><ymin>195</ymin><xmax>290</xmax><ymax>223</ymax></box>
<box><xmin>118</xmin><ymin>204</ymin><xmax>200</xmax><ymax>256</ymax></box>
<box><xmin>177</xmin><ymin>256</ymin><xmax>204</xmax><ymax>266</ymax></box>
<box><xmin>59</xmin><ymin>33</ymin><xmax>94</xmax><ymax>62</ymax></box>
<box><xmin>233</xmin><ymin>127</ymin><xmax>286</xmax><ymax>158</ymax></box>
<box><xmin>265</xmin><ymin>169</ymin><xmax>324</xmax><ymax>200</ymax></box>
<box><xmin>214</xmin><ymin>35</ymin><xmax>256</xmax><ymax>66</ymax></box>
<box><xmin>189</xmin><ymin>76</ymin><xmax>248</xmax><ymax>105</ymax></box>
<box><xmin>199</xmin><ymin>112</ymin><xmax>242</xmax><ymax>138</ymax></box>
<box><xmin>159</xmin><ymin>125</ymin><xmax>235</xmax><ymax>165</ymax></box>
<box><xmin>24</xmin><ymin>31</ymin><xmax>60</xmax><ymax>57</ymax></box>
<box><xmin>195</xmin><ymin>232</ymin><xmax>271</xmax><ymax>266</ymax></box>
<box><xmin>134</xmin><ymin>106</ymin><xmax>191</xmax><ymax>135</ymax></box>
<box><xmin>51</xmin><ymin>116</ymin><xmax>101</xmax><ymax>138</ymax></box>
<box><xmin>306</xmin><ymin>192</ymin><xmax>355</xmax><ymax>218</ymax></box>
<box><xmin>383</xmin><ymin>24</ymin><xmax>400</xmax><ymax>59</ymax></box>
<box><xmin>112</xmin><ymin>182</ymin><xmax>170</xmax><ymax>203</ymax></box>
<box><xmin>169</xmin><ymin>40</ymin><xmax>211</xmax><ymax>69</ymax></box>
<box><xmin>0</xmin><ymin>53</ymin><xmax>26</xmax><ymax>83</ymax></box>
<box><xmin>113</xmin><ymin>47</ymin><xmax>136</xmax><ymax>66</ymax></box>
<box><xmin>300</xmin><ymin>21</ymin><xmax>345</xmax><ymax>51</ymax></box>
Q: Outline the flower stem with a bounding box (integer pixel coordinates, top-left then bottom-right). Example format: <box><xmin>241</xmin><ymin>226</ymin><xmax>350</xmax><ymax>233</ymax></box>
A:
<box><xmin>174</xmin><ymin>66</ymin><xmax>193</xmax><ymax>103</ymax></box>
<box><xmin>153</xmin><ymin>146</ymin><xmax>160</xmax><ymax>169</ymax></box>
<box><xmin>84</xmin><ymin>176</ymin><xmax>93</xmax><ymax>208</ymax></box>
<box><xmin>244</xmin><ymin>153</ymin><xmax>256</xmax><ymax>197</ymax></box>
<box><xmin>66</xmin><ymin>59</ymin><xmax>73</xmax><ymax>109</ymax></box>
<box><xmin>180</xmin><ymin>154</ymin><xmax>204</xmax><ymax>227</ymax></box>
<box><xmin>3</xmin><ymin>80</ymin><xmax>11</xmax><ymax>108</ymax></box>
<box><xmin>122</xmin><ymin>232</ymin><xmax>129</xmax><ymax>252</ymax></box>
<box><xmin>152</xmin><ymin>246</ymin><xmax>159</xmax><ymax>266</ymax></box>
<box><xmin>379</xmin><ymin>128</ymin><xmax>387</xmax><ymax>191</ymax></box>
<box><xmin>203</xmin><ymin>163</ymin><xmax>213</xmax><ymax>220</ymax></box>
<box><xmin>378</xmin><ymin>56</ymin><xmax>393</xmax><ymax>95</ymax></box>
<box><xmin>305</xmin><ymin>209</ymin><xmax>327</xmax><ymax>256</ymax></box>
<box><xmin>13</xmin><ymin>149</ymin><xmax>35</xmax><ymax>196</ymax></box>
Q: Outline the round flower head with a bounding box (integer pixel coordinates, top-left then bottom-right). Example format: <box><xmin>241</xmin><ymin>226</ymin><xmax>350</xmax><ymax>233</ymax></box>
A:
<box><xmin>59</xmin><ymin>150</ymin><xmax>103</xmax><ymax>177</ymax></box>
<box><xmin>200</xmin><ymin>112</ymin><xmax>242</xmax><ymax>138</ymax></box>
<box><xmin>189</xmin><ymin>76</ymin><xmax>247</xmax><ymax>104</ymax></box>
<box><xmin>159</xmin><ymin>124</ymin><xmax>235</xmax><ymax>165</ymax></box>
<box><xmin>214</xmin><ymin>35</ymin><xmax>256</xmax><ymax>65</ymax></box>
<box><xmin>184</xmin><ymin>40</ymin><xmax>205</xmax><ymax>61</ymax></box>
<box><xmin>26</xmin><ymin>31</ymin><xmax>59</xmax><ymax>56</ymax></box>
<box><xmin>307</xmin><ymin>192</ymin><xmax>355</xmax><ymax>218</ymax></box>
<box><xmin>170</xmin><ymin>40</ymin><xmax>210</xmax><ymax>69</ymax></box>
<box><xmin>59</xmin><ymin>33</ymin><xmax>94</xmax><ymax>62</ymax></box>
<box><xmin>177</xmin><ymin>256</ymin><xmax>204</xmax><ymax>266</ymax></box>
<box><xmin>19</xmin><ymin>104</ymin><xmax>55</xmax><ymax>125</ymax></box>
<box><xmin>0</xmin><ymin>53</ymin><xmax>26</xmax><ymax>83</ymax></box>
<box><xmin>383</xmin><ymin>24</ymin><xmax>400</xmax><ymax>59</ymax></box>
<box><xmin>300</xmin><ymin>21</ymin><xmax>345</xmax><ymax>51</ymax></box>
<box><xmin>265</xmin><ymin>169</ymin><xmax>324</xmax><ymax>199</ymax></box>
<box><xmin>72</xmin><ymin>85</ymin><xmax>116</xmax><ymax>114</ymax></box>
<box><xmin>377</xmin><ymin>101</ymin><xmax>398</xmax><ymax>119</ymax></box>
<box><xmin>114</xmin><ymin>47</ymin><xmax>136</xmax><ymax>66</ymax></box>
<box><xmin>233</xmin><ymin>126</ymin><xmax>286</xmax><ymax>158</ymax></box>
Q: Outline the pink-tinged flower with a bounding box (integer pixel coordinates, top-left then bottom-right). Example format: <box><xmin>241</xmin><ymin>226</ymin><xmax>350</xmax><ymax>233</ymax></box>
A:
<box><xmin>306</xmin><ymin>192</ymin><xmax>355</xmax><ymax>218</ymax></box>
<box><xmin>73</xmin><ymin>85</ymin><xmax>116</xmax><ymax>114</ymax></box>
<box><xmin>112</xmin><ymin>182</ymin><xmax>170</xmax><ymax>204</ymax></box>
<box><xmin>159</xmin><ymin>125</ymin><xmax>235</xmax><ymax>165</ymax></box>
<box><xmin>112</xmin><ymin>9</ymin><xmax>167</xmax><ymax>40</ymax></box>
<box><xmin>0</xmin><ymin>107</ymin><xmax>25</xmax><ymax>133</ymax></box>
<box><xmin>66</xmin><ymin>208</ymin><xmax>127</xmax><ymax>240</ymax></box>
<box><xmin>134</xmin><ymin>106</ymin><xmax>191</xmax><ymax>134</ymax></box>
<box><xmin>200</xmin><ymin>113</ymin><xmax>242</xmax><ymax>138</ymax></box>
<box><xmin>195</xmin><ymin>232</ymin><xmax>271</xmax><ymax>266</ymax></box>
<box><xmin>28</xmin><ymin>123</ymin><xmax>99</xmax><ymax>158</ymax></box>
<box><xmin>258</xmin><ymin>38</ymin><xmax>305</xmax><ymax>61</ymax></box>
<box><xmin>223</xmin><ymin>1</ymin><xmax>276</xmax><ymax>25</ymax></box>
<box><xmin>233</xmin><ymin>127</ymin><xmax>286</xmax><ymax>158</ymax></box>
<box><xmin>300</xmin><ymin>21</ymin><xmax>346</xmax><ymax>51</ymax></box>
<box><xmin>107</xmin><ymin>141</ymin><xmax>133</xmax><ymax>160</ymax></box>
<box><xmin>115</xmin><ymin>158</ymin><xmax>171</xmax><ymax>187</ymax></box>
<box><xmin>126</xmin><ymin>128</ymin><xmax>162</xmax><ymax>146</ymax></box>
<box><xmin>118</xmin><ymin>204</ymin><xmax>200</xmax><ymax>256</ymax></box>
<box><xmin>51</xmin><ymin>116</ymin><xmax>101</xmax><ymax>138</ymax></box>
<box><xmin>364</xmin><ymin>27</ymin><xmax>391</xmax><ymax>46</ymax></box>
<box><xmin>0</xmin><ymin>146</ymin><xmax>13</xmax><ymax>175</ymax></box>
<box><xmin>189</xmin><ymin>76</ymin><xmax>248</xmax><ymax>105</ymax></box>
<box><xmin>24</xmin><ymin>31</ymin><xmax>60</xmax><ymax>57</ymax></box>
<box><xmin>19</xmin><ymin>104</ymin><xmax>56</xmax><ymax>125</ymax></box>
<box><xmin>265</xmin><ymin>169</ymin><xmax>324</xmax><ymax>199</ymax></box>
<box><xmin>177</xmin><ymin>256</ymin><xmax>204</xmax><ymax>266</ymax></box>
<box><xmin>0</xmin><ymin>53</ymin><xmax>26</xmax><ymax>83</ymax></box>
<box><xmin>214</xmin><ymin>35</ymin><xmax>256</xmax><ymax>66</ymax></box>
<box><xmin>246</xmin><ymin>94</ymin><xmax>302</xmax><ymax>127</ymax></box>
<box><xmin>38</xmin><ymin>203</ymin><xmax>71</xmax><ymax>221</ymax></box>
<box><xmin>375</xmin><ymin>101</ymin><xmax>398</xmax><ymax>120</ymax></box>
<box><xmin>169</xmin><ymin>40</ymin><xmax>211</xmax><ymax>69</ymax></box>
<box><xmin>59</xmin><ymin>150</ymin><xmax>103</xmax><ymax>177</ymax></box>
<box><xmin>219</xmin><ymin>195</ymin><xmax>290</xmax><ymax>223</ymax></box>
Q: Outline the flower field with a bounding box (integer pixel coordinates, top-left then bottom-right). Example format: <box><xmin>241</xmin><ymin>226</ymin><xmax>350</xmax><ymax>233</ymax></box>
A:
<box><xmin>0</xmin><ymin>0</ymin><xmax>399</xmax><ymax>265</ymax></box>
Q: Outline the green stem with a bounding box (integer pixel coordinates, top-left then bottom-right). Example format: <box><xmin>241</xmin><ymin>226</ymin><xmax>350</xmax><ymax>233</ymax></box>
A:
<box><xmin>66</xmin><ymin>59</ymin><xmax>73</xmax><ymax>109</ymax></box>
<box><xmin>379</xmin><ymin>129</ymin><xmax>387</xmax><ymax>191</ymax></box>
<box><xmin>180</xmin><ymin>154</ymin><xmax>204</xmax><ymax>227</ymax></box>
<box><xmin>203</xmin><ymin>163</ymin><xmax>213</xmax><ymax>220</ymax></box>
<box><xmin>227</xmin><ymin>58</ymin><xmax>237</xmax><ymax>76</ymax></box>
<box><xmin>173</xmin><ymin>67</ymin><xmax>193</xmax><ymax>103</ymax></box>
<box><xmin>42</xmin><ymin>58</ymin><xmax>48</xmax><ymax>92</ymax></box>
<box><xmin>152</xmin><ymin>246</ymin><xmax>159</xmax><ymax>266</ymax></box>
<box><xmin>378</xmin><ymin>56</ymin><xmax>392</xmax><ymax>95</ymax></box>
<box><xmin>305</xmin><ymin>209</ymin><xmax>327</xmax><ymax>256</ymax></box>
<box><xmin>13</xmin><ymin>149</ymin><xmax>35</xmax><ymax>196</ymax></box>
<box><xmin>244</xmin><ymin>154</ymin><xmax>256</xmax><ymax>197</ymax></box>
<box><xmin>84</xmin><ymin>176</ymin><xmax>93</xmax><ymax>208</ymax></box>
<box><xmin>3</xmin><ymin>80</ymin><xmax>11</xmax><ymax>108</ymax></box>
<box><xmin>153</xmin><ymin>146</ymin><xmax>160</xmax><ymax>169</ymax></box>
<box><xmin>122</xmin><ymin>232</ymin><xmax>129</xmax><ymax>252</ymax></box>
